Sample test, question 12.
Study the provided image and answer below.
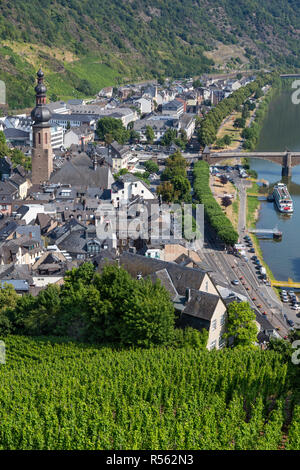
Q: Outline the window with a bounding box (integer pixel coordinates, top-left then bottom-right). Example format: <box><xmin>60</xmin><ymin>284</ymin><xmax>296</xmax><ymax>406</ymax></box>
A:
<box><xmin>220</xmin><ymin>314</ymin><xmax>226</xmax><ymax>326</ymax></box>
<box><xmin>211</xmin><ymin>319</ymin><xmax>217</xmax><ymax>331</ymax></box>
<box><xmin>219</xmin><ymin>336</ymin><xmax>225</xmax><ymax>349</ymax></box>
<box><xmin>38</xmin><ymin>133</ymin><xmax>41</xmax><ymax>144</ymax></box>
<box><xmin>210</xmin><ymin>340</ymin><xmax>217</xmax><ymax>350</ymax></box>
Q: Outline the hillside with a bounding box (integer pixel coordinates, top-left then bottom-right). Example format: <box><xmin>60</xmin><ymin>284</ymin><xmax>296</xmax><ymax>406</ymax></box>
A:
<box><xmin>0</xmin><ymin>335</ymin><xmax>299</xmax><ymax>450</ymax></box>
<box><xmin>0</xmin><ymin>0</ymin><xmax>300</xmax><ymax>109</ymax></box>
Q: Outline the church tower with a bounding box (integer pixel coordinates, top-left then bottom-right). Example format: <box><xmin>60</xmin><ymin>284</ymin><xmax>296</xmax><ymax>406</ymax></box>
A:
<box><xmin>31</xmin><ymin>69</ymin><xmax>53</xmax><ymax>184</ymax></box>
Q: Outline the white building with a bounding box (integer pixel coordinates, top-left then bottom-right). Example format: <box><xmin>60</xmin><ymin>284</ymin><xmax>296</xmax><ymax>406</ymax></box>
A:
<box><xmin>111</xmin><ymin>173</ymin><xmax>155</xmax><ymax>206</ymax></box>
<box><xmin>50</xmin><ymin>126</ymin><xmax>64</xmax><ymax>149</ymax></box>
<box><xmin>135</xmin><ymin>98</ymin><xmax>153</xmax><ymax>115</ymax></box>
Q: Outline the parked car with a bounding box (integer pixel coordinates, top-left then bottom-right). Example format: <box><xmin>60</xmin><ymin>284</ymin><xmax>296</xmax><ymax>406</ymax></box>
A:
<box><xmin>287</xmin><ymin>319</ymin><xmax>295</xmax><ymax>327</ymax></box>
<box><xmin>231</xmin><ymin>279</ymin><xmax>240</xmax><ymax>285</ymax></box>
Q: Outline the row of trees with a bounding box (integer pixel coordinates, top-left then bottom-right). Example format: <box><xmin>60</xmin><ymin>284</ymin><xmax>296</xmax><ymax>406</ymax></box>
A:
<box><xmin>242</xmin><ymin>81</ymin><xmax>281</xmax><ymax>150</ymax></box>
<box><xmin>193</xmin><ymin>161</ymin><xmax>239</xmax><ymax>246</ymax></box>
<box><xmin>198</xmin><ymin>73</ymin><xmax>278</xmax><ymax>147</ymax></box>
<box><xmin>157</xmin><ymin>150</ymin><xmax>191</xmax><ymax>203</ymax></box>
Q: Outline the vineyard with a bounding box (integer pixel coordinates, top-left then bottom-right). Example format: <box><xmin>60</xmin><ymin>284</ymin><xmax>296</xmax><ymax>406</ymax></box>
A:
<box><xmin>0</xmin><ymin>336</ymin><xmax>299</xmax><ymax>450</ymax></box>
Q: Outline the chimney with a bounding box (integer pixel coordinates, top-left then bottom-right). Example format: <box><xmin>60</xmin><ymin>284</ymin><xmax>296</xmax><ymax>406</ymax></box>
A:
<box><xmin>185</xmin><ymin>288</ymin><xmax>191</xmax><ymax>303</ymax></box>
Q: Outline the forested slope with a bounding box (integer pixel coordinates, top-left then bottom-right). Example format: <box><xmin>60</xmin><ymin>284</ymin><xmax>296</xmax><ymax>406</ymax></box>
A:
<box><xmin>0</xmin><ymin>0</ymin><xmax>300</xmax><ymax>108</ymax></box>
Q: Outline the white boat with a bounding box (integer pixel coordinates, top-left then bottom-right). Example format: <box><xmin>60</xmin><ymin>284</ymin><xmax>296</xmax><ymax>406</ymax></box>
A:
<box><xmin>272</xmin><ymin>183</ymin><xmax>294</xmax><ymax>213</ymax></box>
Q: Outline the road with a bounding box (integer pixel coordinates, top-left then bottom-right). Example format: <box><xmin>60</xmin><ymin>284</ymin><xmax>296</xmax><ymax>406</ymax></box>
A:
<box><xmin>196</xmin><ymin>164</ymin><xmax>298</xmax><ymax>337</ymax></box>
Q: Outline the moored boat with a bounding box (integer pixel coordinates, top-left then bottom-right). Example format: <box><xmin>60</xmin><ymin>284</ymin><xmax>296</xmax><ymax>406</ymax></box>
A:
<box><xmin>272</xmin><ymin>183</ymin><xmax>293</xmax><ymax>213</ymax></box>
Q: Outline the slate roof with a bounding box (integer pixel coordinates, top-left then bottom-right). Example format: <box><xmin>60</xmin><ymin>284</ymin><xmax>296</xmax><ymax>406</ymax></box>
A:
<box><xmin>9</xmin><ymin>173</ymin><xmax>26</xmax><ymax>187</ymax></box>
<box><xmin>183</xmin><ymin>289</ymin><xmax>221</xmax><ymax>321</ymax></box>
<box><xmin>109</xmin><ymin>141</ymin><xmax>130</xmax><ymax>158</ymax></box>
<box><xmin>149</xmin><ymin>268</ymin><xmax>178</xmax><ymax>300</ymax></box>
<box><xmin>16</xmin><ymin>225</ymin><xmax>42</xmax><ymax>243</ymax></box>
<box><xmin>0</xmin><ymin>263</ymin><xmax>33</xmax><ymax>283</ymax></box>
<box><xmin>162</xmin><ymin>99</ymin><xmax>184</xmax><ymax>111</ymax></box>
<box><xmin>58</xmin><ymin>230</ymin><xmax>88</xmax><ymax>254</ymax></box>
<box><xmin>50</xmin><ymin>153</ymin><xmax>114</xmax><ymax>189</ymax></box>
<box><xmin>0</xmin><ymin>280</ymin><xmax>29</xmax><ymax>292</ymax></box>
<box><xmin>134</xmin><ymin>118</ymin><xmax>176</xmax><ymax>131</ymax></box>
<box><xmin>0</xmin><ymin>221</ymin><xmax>19</xmax><ymax>240</ymax></box>
<box><xmin>4</xmin><ymin>128</ymin><xmax>29</xmax><ymax>139</ymax></box>
<box><xmin>35</xmin><ymin>213</ymin><xmax>51</xmax><ymax>231</ymax></box>
<box><xmin>50</xmin><ymin>113</ymin><xmax>97</xmax><ymax>122</ymax></box>
<box><xmin>48</xmin><ymin>218</ymin><xmax>86</xmax><ymax>242</ymax></box>
<box><xmin>95</xmin><ymin>251</ymin><xmax>208</xmax><ymax>296</ymax></box>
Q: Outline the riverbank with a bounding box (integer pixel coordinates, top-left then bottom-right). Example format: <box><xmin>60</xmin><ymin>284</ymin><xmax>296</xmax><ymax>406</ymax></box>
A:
<box><xmin>243</xmin><ymin>80</ymin><xmax>287</xmax><ymax>286</ymax></box>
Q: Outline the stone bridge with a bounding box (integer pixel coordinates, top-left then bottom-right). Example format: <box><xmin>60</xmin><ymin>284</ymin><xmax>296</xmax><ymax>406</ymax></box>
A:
<box><xmin>202</xmin><ymin>150</ymin><xmax>300</xmax><ymax>176</ymax></box>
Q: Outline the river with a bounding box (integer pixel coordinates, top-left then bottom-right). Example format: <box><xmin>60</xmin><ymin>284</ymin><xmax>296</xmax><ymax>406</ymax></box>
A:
<box><xmin>249</xmin><ymin>88</ymin><xmax>300</xmax><ymax>281</ymax></box>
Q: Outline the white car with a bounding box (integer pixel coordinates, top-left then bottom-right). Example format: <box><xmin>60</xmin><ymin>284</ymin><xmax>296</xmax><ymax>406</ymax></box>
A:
<box><xmin>291</xmin><ymin>305</ymin><xmax>300</xmax><ymax>310</ymax></box>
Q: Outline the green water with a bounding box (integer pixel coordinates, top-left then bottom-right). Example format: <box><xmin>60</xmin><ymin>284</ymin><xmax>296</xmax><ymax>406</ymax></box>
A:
<box><xmin>249</xmin><ymin>88</ymin><xmax>300</xmax><ymax>281</ymax></box>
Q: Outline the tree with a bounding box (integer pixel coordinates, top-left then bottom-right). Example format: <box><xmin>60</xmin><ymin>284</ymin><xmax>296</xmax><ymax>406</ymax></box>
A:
<box><xmin>145</xmin><ymin>126</ymin><xmax>155</xmax><ymax>144</ymax></box>
<box><xmin>160</xmin><ymin>128</ymin><xmax>178</xmax><ymax>147</ymax></box>
<box><xmin>172</xmin><ymin>174</ymin><xmax>191</xmax><ymax>202</ymax></box>
<box><xmin>144</xmin><ymin>160</ymin><xmax>159</xmax><ymax>174</ymax></box>
<box><xmin>222</xmin><ymin>196</ymin><xmax>232</xmax><ymax>207</ymax></box>
<box><xmin>0</xmin><ymin>284</ymin><xmax>18</xmax><ymax>335</ymax></box>
<box><xmin>223</xmin><ymin>134</ymin><xmax>232</xmax><ymax>146</ymax></box>
<box><xmin>219</xmin><ymin>174</ymin><xmax>228</xmax><ymax>185</ymax></box>
<box><xmin>215</xmin><ymin>138</ymin><xmax>224</xmax><ymax>149</ymax></box>
<box><xmin>173</xmin><ymin>327</ymin><xmax>208</xmax><ymax>348</ymax></box>
<box><xmin>193</xmin><ymin>79</ymin><xmax>203</xmax><ymax>89</ymax></box>
<box><xmin>233</xmin><ymin>117</ymin><xmax>246</xmax><ymax>128</ymax></box>
<box><xmin>0</xmin><ymin>131</ymin><xmax>6</xmax><ymax>145</ymax></box>
<box><xmin>157</xmin><ymin>181</ymin><xmax>174</xmax><ymax>202</ymax></box>
<box><xmin>129</xmin><ymin>129</ymin><xmax>140</xmax><ymax>143</ymax></box>
<box><xmin>268</xmin><ymin>338</ymin><xmax>293</xmax><ymax>362</ymax></box>
<box><xmin>224</xmin><ymin>301</ymin><xmax>258</xmax><ymax>348</ymax></box>
<box><xmin>163</xmin><ymin>151</ymin><xmax>188</xmax><ymax>179</ymax></box>
<box><xmin>86</xmin><ymin>264</ymin><xmax>176</xmax><ymax>347</ymax></box>
<box><xmin>96</xmin><ymin>117</ymin><xmax>129</xmax><ymax>144</ymax></box>
<box><xmin>255</xmin><ymin>89</ymin><xmax>263</xmax><ymax>99</ymax></box>
<box><xmin>10</xmin><ymin>148</ymin><xmax>31</xmax><ymax>171</ymax></box>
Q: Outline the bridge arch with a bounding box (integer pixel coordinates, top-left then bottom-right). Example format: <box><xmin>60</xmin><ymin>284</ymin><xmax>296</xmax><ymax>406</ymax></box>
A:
<box><xmin>202</xmin><ymin>151</ymin><xmax>300</xmax><ymax>177</ymax></box>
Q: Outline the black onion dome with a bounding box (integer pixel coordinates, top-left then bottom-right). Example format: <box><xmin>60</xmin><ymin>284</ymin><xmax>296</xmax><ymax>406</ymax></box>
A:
<box><xmin>37</xmin><ymin>68</ymin><xmax>44</xmax><ymax>78</ymax></box>
<box><xmin>31</xmin><ymin>105</ymin><xmax>51</xmax><ymax>124</ymax></box>
<box><xmin>35</xmin><ymin>83</ymin><xmax>47</xmax><ymax>95</ymax></box>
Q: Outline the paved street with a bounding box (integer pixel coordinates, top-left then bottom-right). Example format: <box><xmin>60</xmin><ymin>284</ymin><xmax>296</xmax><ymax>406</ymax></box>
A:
<box><xmin>196</xmin><ymin>164</ymin><xmax>299</xmax><ymax>337</ymax></box>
